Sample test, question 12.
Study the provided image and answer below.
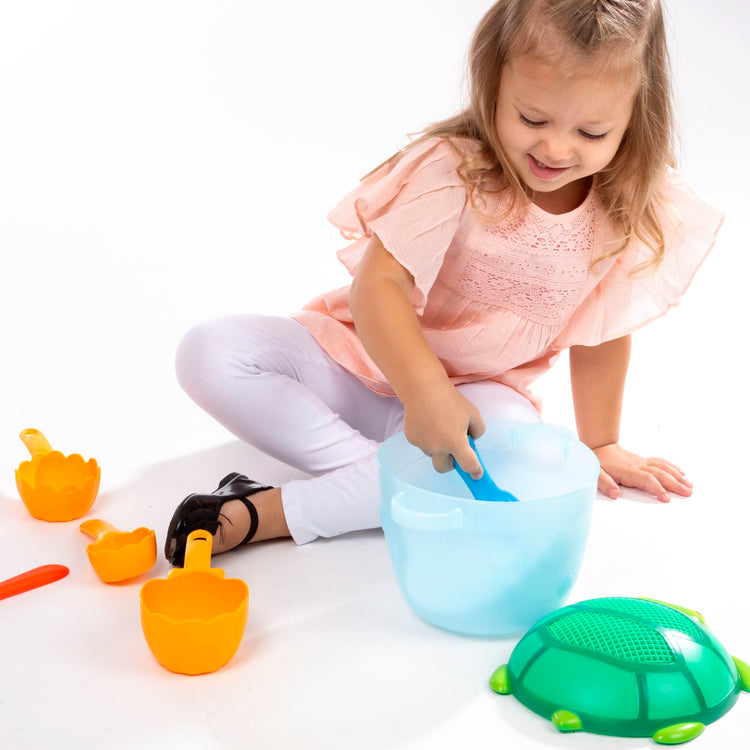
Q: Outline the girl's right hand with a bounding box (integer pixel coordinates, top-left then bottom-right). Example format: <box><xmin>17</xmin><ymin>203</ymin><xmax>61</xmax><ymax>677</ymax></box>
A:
<box><xmin>402</xmin><ymin>379</ymin><xmax>486</xmax><ymax>478</ymax></box>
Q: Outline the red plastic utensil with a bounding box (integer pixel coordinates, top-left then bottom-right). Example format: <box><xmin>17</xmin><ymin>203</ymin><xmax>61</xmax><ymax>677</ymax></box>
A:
<box><xmin>0</xmin><ymin>564</ymin><xmax>69</xmax><ymax>600</ymax></box>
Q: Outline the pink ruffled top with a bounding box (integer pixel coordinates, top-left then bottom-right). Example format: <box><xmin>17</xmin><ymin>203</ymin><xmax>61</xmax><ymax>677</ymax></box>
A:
<box><xmin>293</xmin><ymin>137</ymin><xmax>722</xmax><ymax>409</ymax></box>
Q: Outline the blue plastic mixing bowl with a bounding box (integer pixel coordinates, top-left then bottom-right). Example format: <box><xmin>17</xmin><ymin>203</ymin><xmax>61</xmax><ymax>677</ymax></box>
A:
<box><xmin>378</xmin><ymin>419</ymin><xmax>599</xmax><ymax>637</ymax></box>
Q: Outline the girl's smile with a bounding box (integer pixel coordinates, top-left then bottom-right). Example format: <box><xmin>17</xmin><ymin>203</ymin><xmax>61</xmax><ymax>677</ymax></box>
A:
<box><xmin>496</xmin><ymin>55</ymin><xmax>637</xmax><ymax>212</ymax></box>
<box><xmin>527</xmin><ymin>154</ymin><xmax>571</xmax><ymax>180</ymax></box>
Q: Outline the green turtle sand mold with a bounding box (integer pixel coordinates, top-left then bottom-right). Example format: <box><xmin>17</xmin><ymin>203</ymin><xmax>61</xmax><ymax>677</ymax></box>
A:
<box><xmin>490</xmin><ymin>597</ymin><xmax>749</xmax><ymax>744</ymax></box>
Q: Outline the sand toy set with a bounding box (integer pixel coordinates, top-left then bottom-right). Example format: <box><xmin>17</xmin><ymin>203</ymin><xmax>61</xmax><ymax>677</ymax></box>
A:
<box><xmin>6</xmin><ymin>423</ymin><xmax>748</xmax><ymax>740</ymax></box>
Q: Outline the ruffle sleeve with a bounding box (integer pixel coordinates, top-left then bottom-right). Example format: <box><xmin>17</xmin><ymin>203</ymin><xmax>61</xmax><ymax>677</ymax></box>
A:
<box><xmin>328</xmin><ymin>138</ymin><xmax>469</xmax><ymax>313</ymax></box>
<box><xmin>553</xmin><ymin>170</ymin><xmax>723</xmax><ymax>348</ymax></box>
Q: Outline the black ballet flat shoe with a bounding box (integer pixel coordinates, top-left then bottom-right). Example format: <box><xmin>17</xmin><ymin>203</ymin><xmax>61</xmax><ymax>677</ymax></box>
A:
<box><xmin>164</xmin><ymin>472</ymin><xmax>272</xmax><ymax>567</ymax></box>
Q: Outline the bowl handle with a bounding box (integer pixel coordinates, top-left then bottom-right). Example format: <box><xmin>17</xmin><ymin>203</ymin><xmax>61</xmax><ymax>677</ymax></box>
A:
<box><xmin>390</xmin><ymin>492</ymin><xmax>463</xmax><ymax>531</ymax></box>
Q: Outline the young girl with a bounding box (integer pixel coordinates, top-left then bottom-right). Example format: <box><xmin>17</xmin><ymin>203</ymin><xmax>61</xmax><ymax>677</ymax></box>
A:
<box><xmin>165</xmin><ymin>0</ymin><xmax>722</xmax><ymax>566</ymax></box>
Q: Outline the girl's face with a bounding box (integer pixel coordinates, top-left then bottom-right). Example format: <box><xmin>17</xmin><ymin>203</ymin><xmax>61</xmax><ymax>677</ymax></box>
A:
<box><xmin>496</xmin><ymin>54</ymin><xmax>638</xmax><ymax>213</ymax></box>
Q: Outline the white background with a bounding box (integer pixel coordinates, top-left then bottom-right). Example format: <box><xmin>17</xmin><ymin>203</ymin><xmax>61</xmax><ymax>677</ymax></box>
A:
<box><xmin>1</xmin><ymin>2</ymin><xmax>748</xmax><ymax>748</ymax></box>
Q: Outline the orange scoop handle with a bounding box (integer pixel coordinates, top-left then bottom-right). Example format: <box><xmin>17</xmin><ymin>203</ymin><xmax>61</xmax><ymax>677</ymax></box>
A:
<box><xmin>0</xmin><ymin>564</ymin><xmax>70</xmax><ymax>600</ymax></box>
<box><xmin>19</xmin><ymin>429</ymin><xmax>54</xmax><ymax>457</ymax></box>
<box><xmin>166</xmin><ymin>530</ymin><xmax>223</xmax><ymax>579</ymax></box>
<box><xmin>80</xmin><ymin>519</ymin><xmax>120</xmax><ymax>541</ymax></box>
<box><xmin>184</xmin><ymin>531</ymin><xmax>213</xmax><ymax>571</ymax></box>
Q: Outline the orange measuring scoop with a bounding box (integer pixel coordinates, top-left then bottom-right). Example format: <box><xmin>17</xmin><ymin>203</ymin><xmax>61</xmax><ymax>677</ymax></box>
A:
<box><xmin>80</xmin><ymin>520</ymin><xmax>157</xmax><ymax>583</ymax></box>
<box><xmin>139</xmin><ymin>530</ymin><xmax>249</xmax><ymax>675</ymax></box>
<box><xmin>15</xmin><ymin>429</ymin><xmax>100</xmax><ymax>522</ymax></box>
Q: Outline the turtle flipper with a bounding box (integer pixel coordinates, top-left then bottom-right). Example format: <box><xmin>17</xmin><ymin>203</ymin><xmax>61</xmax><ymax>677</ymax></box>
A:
<box><xmin>489</xmin><ymin>664</ymin><xmax>511</xmax><ymax>694</ymax></box>
<box><xmin>652</xmin><ymin>722</ymin><xmax>705</xmax><ymax>744</ymax></box>
<box><xmin>732</xmin><ymin>656</ymin><xmax>750</xmax><ymax>691</ymax></box>
<box><xmin>551</xmin><ymin>710</ymin><xmax>582</xmax><ymax>732</ymax></box>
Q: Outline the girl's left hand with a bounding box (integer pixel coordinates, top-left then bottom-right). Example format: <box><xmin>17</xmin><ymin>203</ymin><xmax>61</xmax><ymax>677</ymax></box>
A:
<box><xmin>592</xmin><ymin>443</ymin><xmax>693</xmax><ymax>503</ymax></box>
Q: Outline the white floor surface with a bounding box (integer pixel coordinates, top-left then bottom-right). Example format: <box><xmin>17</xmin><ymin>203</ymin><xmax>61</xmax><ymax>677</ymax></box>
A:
<box><xmin>1</xmin><ymin>2</ymin><xmax>748</xmax><ymax>748</ymax></box>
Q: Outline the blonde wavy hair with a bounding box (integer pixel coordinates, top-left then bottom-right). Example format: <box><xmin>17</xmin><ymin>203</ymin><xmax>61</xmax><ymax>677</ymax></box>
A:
<box><xmin>380</xmin><ymin>0</ymin><xmax>675</xmax><ymax>275</ymax></box>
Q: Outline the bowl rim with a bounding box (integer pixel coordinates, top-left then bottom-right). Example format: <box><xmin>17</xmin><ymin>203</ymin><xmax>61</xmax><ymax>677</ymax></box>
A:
<box><xmin>378</xmin><ymin>419</ymin><xmax>599</xmax><ymax>505</ymax></box>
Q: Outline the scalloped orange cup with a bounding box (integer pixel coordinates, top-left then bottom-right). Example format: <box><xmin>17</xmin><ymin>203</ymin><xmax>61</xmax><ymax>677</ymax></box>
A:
<box><xmin>15</xmin><ymin>429</ymin><xmax>100</xmax><ymax>522</ymax></box>
<box><xmin>80</xmin><ymin>520</ymin><xmax>157</xmax><ymax>583</ymax></box>
<box><xmin>140</xmin><ymin>531</ymin><xmax>249</xmax><ymax>675</ymax></box>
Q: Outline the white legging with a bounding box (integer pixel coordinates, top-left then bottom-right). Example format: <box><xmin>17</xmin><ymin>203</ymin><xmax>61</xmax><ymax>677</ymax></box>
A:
<box><xmin>175</xmin><ymin>315</ymin><xmax>541</xmax><ymax>544</ymax></box>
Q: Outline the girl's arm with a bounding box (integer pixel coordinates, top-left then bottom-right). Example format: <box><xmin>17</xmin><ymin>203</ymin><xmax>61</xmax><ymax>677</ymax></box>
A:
<box><xmin>569</xmin><ymin>335</ymin><xmax>692</xmax><ymax>502</ymax></box>
<box><xmin>349</xmin><ymin>235</ymin><xmax>484</xmax><ymax>477</ymax></box>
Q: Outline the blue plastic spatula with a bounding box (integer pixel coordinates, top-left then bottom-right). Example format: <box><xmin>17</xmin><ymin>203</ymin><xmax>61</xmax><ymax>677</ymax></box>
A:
<box><xmin>453</xmin><ymin>435</ymin><xmax>519</xmax><ymax>502</ymax></box>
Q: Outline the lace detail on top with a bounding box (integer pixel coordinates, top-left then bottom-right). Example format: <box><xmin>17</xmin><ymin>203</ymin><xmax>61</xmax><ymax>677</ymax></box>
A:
<box><xmin>457</xmin><ymin>197</ymin><xmax>596</xmax><ymax>325</ymax></box>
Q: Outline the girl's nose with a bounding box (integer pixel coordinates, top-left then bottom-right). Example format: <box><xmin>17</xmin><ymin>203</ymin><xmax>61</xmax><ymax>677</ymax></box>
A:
<box><xmin>540</xmin><ymin>135</ymin><xmax>573</xmax><ymax>164</ymax></box>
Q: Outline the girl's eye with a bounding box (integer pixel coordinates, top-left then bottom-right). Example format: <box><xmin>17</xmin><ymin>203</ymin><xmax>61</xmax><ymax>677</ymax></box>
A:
<box><xmin>579</xmin><ymin>130</ymin><xmax>607</xmax><ymax>141</ymax></box>
<box><xmin>519</xmin><ymin>114</ymin><xmax>545</xmax><ymax>127</ymax></box>
<box><xmin>518</xmin><ymin>112</ymin><xmax>608</xmax><ymax>141</ymax></box>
